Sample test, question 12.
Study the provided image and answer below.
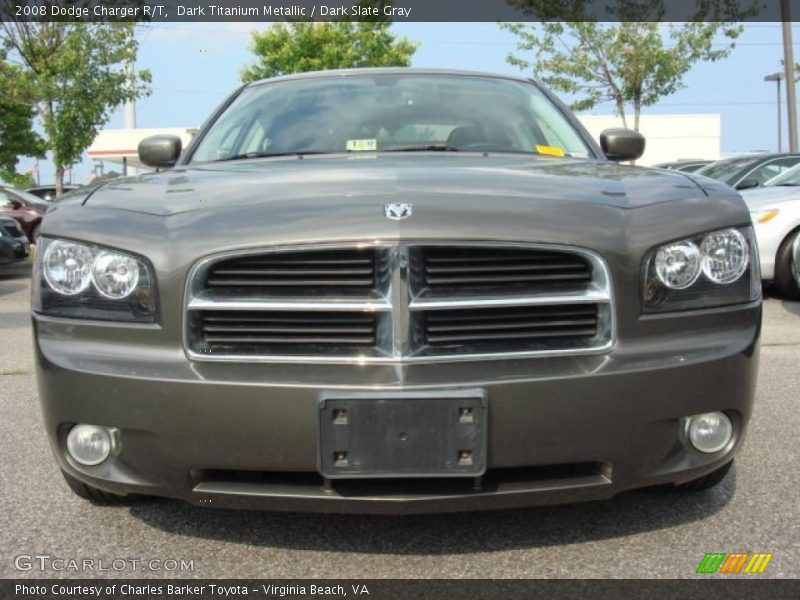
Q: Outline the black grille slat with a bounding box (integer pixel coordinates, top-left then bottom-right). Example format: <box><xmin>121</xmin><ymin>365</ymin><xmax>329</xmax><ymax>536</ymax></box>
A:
<box><xmin>420</xmin><ymin>247</ymin><xmax>592</xmax><ymax>291</ymax></box>
<box><xmin>206</xmin><ymin>249</ymin><xmax>378</xmax><ymax>292</ymax></box>
<box><xmin>207</xmin><ymin>278</ymin><xmax>376</xmax><ymax>287</ymax></box>
<box><xmin>425</xmin><ymin>253</ymin><xmax>563</xmax><ymax>264</ymax></box>
<box><xmin>422</xmin><ymin>304</ymin><xmax>599</xmax><ymax>349</ymax></box>
<box><xmin>426</xmin><ymin>262</ymin><xmax>586</xmax><ymax>274</ymax></box>
<box><xmin>204</xmin><ymin>325</ymin><xmax>375</xmax><ymax>334</ymax></box>
<box><xmin>213</xmin><ymin>268</ymin><xmax>374</xmax><ymax>276</ymax></box>
<box><xmin>226</xmin><ymin>258</ymin><xmax>373</xmax><ymax>266</ymax></box>
<box><xmin>203</xmin><ymin>314</ymin><xmax>371</xmax><ymax>325</ymax></box>
<box><xmin>426</xmin><ymin>317</ymin><xmax>598</xmax><ymax>334</ymax></box>
<box><xmin>426</xmin><ymin>272</ymin><xmax>591</xmax><ymax>285</ymax></box>
<box><xmin>426</xmin><ymin>306</ymin><xmax>596</xmax><ymax>323</ymax></box>
<box><xmin>427</xmin><ymin>328</ymin><xmax>597</xmax><ymax>344</ymax></box>
<box><xmin>197</xmin><ymin>310</ymin><xmax>378</xmax><ymax>353</ymax></box>
<box><xmin>204</xmin><ymin>335</ymin><xmax>375</xmax><ymax>345</ymax></box>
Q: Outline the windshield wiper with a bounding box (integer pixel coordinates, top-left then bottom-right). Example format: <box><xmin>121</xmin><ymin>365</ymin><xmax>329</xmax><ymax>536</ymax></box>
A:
<box><xmin>386</xmin><ymin>146</ymin><xmax>550</xmax><ymax>156</ymax></box>
<box><xmin>215</xmin><ymin>151</ymin><xmax>328</xmax><ymax>162</ymax></box>
<box><xmin>386</xmin><ymin>145</ymin><xmax>461</xmax><ymax>152</ymax></box>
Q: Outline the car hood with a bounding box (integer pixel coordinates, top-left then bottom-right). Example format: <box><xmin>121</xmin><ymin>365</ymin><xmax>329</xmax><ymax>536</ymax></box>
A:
<box><xmin>79</xmin><ymin>154</ymin><xmax>707</xmax><ymax>216</ymax></box>
<box><xmin>42</xmin><ymin>153</ymin><xmax>750</xmax><ymax>288</ymax></box>
<box><xmin>740</xmin><ymin>185</ymin><xmax>800</xmax><ymax>209</ymax></box>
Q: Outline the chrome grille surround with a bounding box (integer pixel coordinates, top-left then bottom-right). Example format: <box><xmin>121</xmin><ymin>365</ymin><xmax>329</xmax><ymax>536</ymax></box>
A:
<box><xmin>184</xmin><ymin>242</ymin><xmax>615</xmax><ymax>363</ymax></box>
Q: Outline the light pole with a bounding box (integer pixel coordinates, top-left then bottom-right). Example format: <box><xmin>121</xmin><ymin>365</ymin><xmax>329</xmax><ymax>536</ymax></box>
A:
<box><xmin>782</xmin><ymin>0</ymin><xmax>798</xmax><ymax>152</ymax></box>
<box><xmin>123</xmin><ymin>59</ymin><xmax>138</xmax><ymax>177</ymax></box>
<box><xmin>765</xmin><ymin>72</ymin><xmax>784</xmax><ymax>152</ymax></box>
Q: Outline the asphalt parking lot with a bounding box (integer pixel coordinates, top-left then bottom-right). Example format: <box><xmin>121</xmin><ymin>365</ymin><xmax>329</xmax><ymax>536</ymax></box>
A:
<box><xmin>1</xmin><ymin>256</ymin><xmax>798</xmax><ymax>579</ymax></box>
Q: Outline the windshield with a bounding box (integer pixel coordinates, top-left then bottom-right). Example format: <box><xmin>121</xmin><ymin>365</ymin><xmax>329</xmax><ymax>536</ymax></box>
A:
<box><xmin>765</xmin><ymin>163</ymin><xmax>800</xmax><ymax>186</ymax></box>
<box><xmin>190</xmin><ymin>74</ymin><xmax>593</xmax><ymax>162</ymax></box>
<box><xmin>696</xmin><ymin>157</ymin><xmax>761</xmax><ymax>183</ymax></box>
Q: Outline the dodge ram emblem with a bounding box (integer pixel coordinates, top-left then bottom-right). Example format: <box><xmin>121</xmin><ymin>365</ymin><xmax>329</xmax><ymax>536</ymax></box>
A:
<box><xmin>385</xmin><ymin>203</ymin><xmax>413</xmax><ymax>220</ymax></box>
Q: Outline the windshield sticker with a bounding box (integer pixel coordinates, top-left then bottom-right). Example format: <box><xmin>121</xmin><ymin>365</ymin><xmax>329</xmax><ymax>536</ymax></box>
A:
<box><xmin>346</xmin><ymin>139</ymin><xmax>378</xmax><ymax>152</ymax></box>
<box><xmin>535</xmin><ymin>145</ymin><xmax>566</xmax><ymax>157</ymax></box>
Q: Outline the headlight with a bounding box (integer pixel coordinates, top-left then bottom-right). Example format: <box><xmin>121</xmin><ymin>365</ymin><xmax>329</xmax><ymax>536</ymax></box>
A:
<box><xmin>654</xmin><ymin>240</ymin><xmax>701</xmax><ymax>289</ymax></box>
<box><xmin>43</xmin><ymin>241</ymin><xmax>94</xmax><ymax>295</ymax></box>
<box><xmin>700</xmin><ymin>228</ymin><xmax>749</xmax><ymax>284</ymax></box>
<box><xmin>91</xmin><ymin>251</ymin><xmax>141</xmax><ymax>299</ymax></box>
<box><xmin>33</xmin><ymin>238</ymin><xmax>157</xmax><ymax>323</ymax></box>
<box><xmin>643</xmin><ymin>226</ymin><xmax>759</xmax><ymax>313</ymax></box>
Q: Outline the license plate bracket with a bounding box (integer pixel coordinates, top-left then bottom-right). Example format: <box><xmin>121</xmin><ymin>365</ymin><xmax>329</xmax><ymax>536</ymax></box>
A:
<box><xmin>318</xmin><ymin>389</ymin><xmax>487</xmax><ymax>479</ymax></box>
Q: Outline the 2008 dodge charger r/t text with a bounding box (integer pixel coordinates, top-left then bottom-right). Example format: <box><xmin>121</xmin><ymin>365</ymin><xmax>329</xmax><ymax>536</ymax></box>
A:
<box><xmin>33</xmin><ymin>69</ymin><xmax>760</xmax><ymax>513</ymax></box>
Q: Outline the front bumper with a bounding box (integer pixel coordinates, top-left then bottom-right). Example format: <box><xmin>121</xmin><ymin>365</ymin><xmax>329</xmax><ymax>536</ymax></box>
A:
<box><xmin>34</xmin><ymin>303</ymin><xmax>760</xmax><ymax>514</ymax></box>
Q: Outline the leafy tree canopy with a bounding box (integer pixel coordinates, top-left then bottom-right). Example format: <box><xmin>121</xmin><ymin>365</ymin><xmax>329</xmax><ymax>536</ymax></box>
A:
<box><xmin>0</xmin><ymin>49</ymin><xmax>44</xmax><ymax>185</ymax></box>
<box><xmin>501</xmin><ymin>1</ymin><xmax>756</xmax><ymax>130</ymax></box>
<box><xmin>241</xmin><ymin>22</ymin><xmax>418</xmax><ymax>83</ymax></box>
<box><xmin>0</xmin><ymin>21</ymin><xmax>150</xmax><ymax>196</ymax></box>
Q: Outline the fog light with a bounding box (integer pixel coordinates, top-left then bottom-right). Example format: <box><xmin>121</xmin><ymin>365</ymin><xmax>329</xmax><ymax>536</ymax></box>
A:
<box><xmin>687</xmin><ymin>412</ymin><xmax>733</xmax><ymax>454</ymax></box>
<box><xmin>66</xmin><ymin>424</ymin><xmax>114</xmax><ymax>466</ymax></box>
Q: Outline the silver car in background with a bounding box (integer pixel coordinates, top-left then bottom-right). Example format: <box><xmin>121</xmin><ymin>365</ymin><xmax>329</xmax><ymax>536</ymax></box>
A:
<box><xmin>742</xmin><ymin>164</ymin><xmax>800</xmax><ymax>299</ymax></box>
<box><xmin>794</xmin><ymin>234</ymin><xmax>800</xmax><ymax>287</ymax></box>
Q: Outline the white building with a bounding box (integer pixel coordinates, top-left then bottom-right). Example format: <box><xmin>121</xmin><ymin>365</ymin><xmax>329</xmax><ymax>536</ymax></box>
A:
<box><xmin>87</xmin><ymin>128</ymin><xmax>197</xmax><ymax>173</ymax></box>
<box><xmin>578</xmin><ymin>114</ymin><xmax>721</xmax><ymax>166</ymax></box>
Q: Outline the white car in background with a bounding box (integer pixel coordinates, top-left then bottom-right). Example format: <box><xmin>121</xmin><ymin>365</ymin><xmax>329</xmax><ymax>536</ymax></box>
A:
<box><xmin>742</xmin><ymin>164</ymin><xmax>800</xmax><ymax>299</ymax></box>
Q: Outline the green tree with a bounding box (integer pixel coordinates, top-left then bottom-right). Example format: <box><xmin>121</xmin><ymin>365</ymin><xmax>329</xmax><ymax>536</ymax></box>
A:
<box><xmin>0</xmin><ymin>50</ymin><xmax>44</xmax><ymax>184</ymax></box>
<box><xmin>501</xmin><ymin>19</ymin><xmax>744</xmax><ymax>131</ymax></box>
<box><xmin>241</xmin><ymin>22</ymin><xmax>418</xmax><ymax>83</ymax></box>
<box><xmin>0</xmin><ymin>22</ymin><xmax>150</xmax><ymax>197</ymax></box>
<box><xmin>0</xmin><ymin>98</ymin><xmax>44</xmax><ymax>186</ymax></box>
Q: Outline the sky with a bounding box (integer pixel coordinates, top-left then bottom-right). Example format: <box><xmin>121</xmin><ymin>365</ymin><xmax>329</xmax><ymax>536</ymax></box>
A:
<box><xmin>15</xmin><ymin>21</ymin><xmax>800</xmax><ymax>185</ymax></box>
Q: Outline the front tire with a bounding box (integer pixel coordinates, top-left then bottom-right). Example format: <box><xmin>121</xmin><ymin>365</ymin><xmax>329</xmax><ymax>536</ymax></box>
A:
<box><xmin>773</xmin><ymin>229</ymin><xmax>800</xmax><ymax>300</ymax></box>
<box><xmin>675</xmin><ymin>460</ymin><xmax>733</xmax><ymax>492</ymax></box>
<box><xmin>61</xmin><ymin>470</ymin><xmax>132</xmax><ymax>505</ymax></box>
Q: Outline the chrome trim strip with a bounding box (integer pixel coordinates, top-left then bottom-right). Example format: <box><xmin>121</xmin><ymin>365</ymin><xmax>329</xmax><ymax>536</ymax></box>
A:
<box><xmin>183</xmin><ymin>339</ymin><xmax>615</xmax><ymax>365</ymax></box>
<box><xmin>410</xmin><ymin>291</ymin><xmax>610</xmax><ymax>311</ymax></box>
<box><xmin>187</xmin><ymin>298</ymin><xmax>392</xmax><ymax>312</ymax></box>
<box><xmin>183</xmin><ymin>240</ymin><xmax>616</xmax><ymax>364</ymax></box>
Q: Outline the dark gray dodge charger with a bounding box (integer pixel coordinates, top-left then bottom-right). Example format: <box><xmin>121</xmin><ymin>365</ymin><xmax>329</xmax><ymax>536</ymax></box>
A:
<box><xmin>33</xmin><ymin>69</ymin><xmax>760</xmax><ymax>513</ymax></box>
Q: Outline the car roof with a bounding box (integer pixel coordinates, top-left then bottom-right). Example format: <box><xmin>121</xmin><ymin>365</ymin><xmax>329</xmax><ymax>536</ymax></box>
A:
<box><xmin>715</xmin><ymin>153</ymin><xmax>800</xmax><ymax>164</ymax></box>
<box><xmin>247</xmin><ymin>68</ymin><xmax>534</xmax><ymax>88</ymax></box>
<box><xmin>655</xmin><ymin>159</ymin><xmax>710</xmax><ymax>166</ymax></box>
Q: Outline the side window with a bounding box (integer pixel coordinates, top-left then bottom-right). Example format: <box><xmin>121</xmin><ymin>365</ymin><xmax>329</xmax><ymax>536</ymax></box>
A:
<box><xmin>752</xmin><ymin>158</ymin><xmax>800</xmax><ymax>184</ymax></box>
<box><xmin>0</xmin><ymin>192</ymin><xmax>15</xmax><ymax>209</ymax></box>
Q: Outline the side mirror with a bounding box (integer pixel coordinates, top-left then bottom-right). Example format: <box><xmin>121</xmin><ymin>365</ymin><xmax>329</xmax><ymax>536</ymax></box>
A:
<box><xmin>138</xmin><ymin>134</ymin><xmax>182</xmax><ymax>169</ymax></box>
<box><xmin>10</xmin><ymin>200</ymin><xmax>22</xmax><ymax>210</ymax></box>
<box><xmin>600</xmin><ymin>128</ymin><xmax>645</xmax><ymax>161</ymax></box>
<box><xmin>736</xmin><ymin>178</ymin><xmax>759</xmax><ymax>191</ymax></box>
